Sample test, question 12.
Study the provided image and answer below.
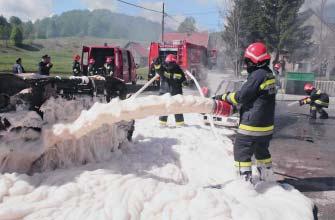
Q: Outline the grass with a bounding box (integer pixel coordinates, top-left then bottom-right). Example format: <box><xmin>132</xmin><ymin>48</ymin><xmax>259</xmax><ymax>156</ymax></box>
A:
<box><xmin>0</xmin><ymin>37</ymin><xmax>150</xmax><ymax>76</ymax></box>
<box><xmin>0</xmin><ymin>49</ymin><xmax>73</xmax><ymax>75</ymax></box>
<box><xmin>137</xmin><ymin>67</ymin><xmax>148</xmax><ymax>80</ymax></box>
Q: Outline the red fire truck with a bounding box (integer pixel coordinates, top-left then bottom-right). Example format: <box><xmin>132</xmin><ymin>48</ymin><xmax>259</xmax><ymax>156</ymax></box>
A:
<box><xmin>81</xmin><ymin>45</ymin><xmax>137</xmax><ymax>85</ymax></box>
<box><xmin>148</xmin><ymin>40</ymin><xmax>217</xmax><ymax>84</ymax></box>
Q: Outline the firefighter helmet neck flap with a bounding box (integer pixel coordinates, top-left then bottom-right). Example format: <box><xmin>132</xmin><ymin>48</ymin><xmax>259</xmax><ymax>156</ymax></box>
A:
<box><xmin>244</xmin><ymin>42</ymin><xmax>271</xmax><ymax>73</ymax></box>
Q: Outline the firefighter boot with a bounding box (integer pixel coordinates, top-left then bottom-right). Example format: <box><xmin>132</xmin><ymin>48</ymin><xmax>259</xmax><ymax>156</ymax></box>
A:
<box><xmin>256</xmin><ymin>159</ymin><xmax>275</xmax><ymax>182</ymax></box>
<box><xmin>319</xmin><ymin>109</ymin><xmax>329</xmax><ymax>119</ymax></box>
<box><xmin>236</xmin><ymin>166</ymin><xmax>252</xmax><ymax>182</ymax></box>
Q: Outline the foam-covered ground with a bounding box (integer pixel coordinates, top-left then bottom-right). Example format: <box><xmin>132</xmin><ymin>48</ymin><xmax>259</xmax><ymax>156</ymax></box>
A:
<box><xmin>0</xmin><ymin>114</ymin><xmax>314</xmax><ymax>220</ymax></box>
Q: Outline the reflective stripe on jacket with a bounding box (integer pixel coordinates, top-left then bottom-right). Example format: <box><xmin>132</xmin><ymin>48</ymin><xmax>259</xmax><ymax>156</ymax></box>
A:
<box><xmin>226</xmin><ymin>67</ymin><xmax>276</xmax><ymax>136</ymax></box>
<box><xmin>310</xmin><ymin>89</ymin><xmax>329</xmax><ymax>108</ymax></box>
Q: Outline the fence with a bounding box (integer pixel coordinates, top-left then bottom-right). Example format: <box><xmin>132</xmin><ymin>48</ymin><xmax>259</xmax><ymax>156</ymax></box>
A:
<box><xmin>314</xmin><ymin>81</ymin><xmax>335</xmax><ymax>96</ymax></box>
<box><xmin>280</xmin><ymin>79</ymin><xmax>335</xmax><ymax>96</ymax></box>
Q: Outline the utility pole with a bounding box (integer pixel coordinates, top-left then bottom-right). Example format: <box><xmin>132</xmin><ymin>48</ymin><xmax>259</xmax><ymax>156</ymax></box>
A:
<box><xmin>162</xmin><ymin>2</ymin><xmax>165</xmax><ymax>43</ymax></box>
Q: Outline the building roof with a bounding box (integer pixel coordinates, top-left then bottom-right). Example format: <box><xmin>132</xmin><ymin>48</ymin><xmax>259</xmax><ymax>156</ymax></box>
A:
<box><xmin>163</xmin><ymin>32</ymin><xmax>209</xmax><ymax>47</ymax></box>
<box><xmin>124</xmin><ymin>42</ymin><xmax>148</xmax><ymax>57</ymax></box>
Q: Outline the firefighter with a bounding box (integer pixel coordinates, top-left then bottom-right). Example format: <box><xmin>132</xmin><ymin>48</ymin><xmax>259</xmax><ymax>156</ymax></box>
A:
<box><xmin>214</xmin><ymin>42</ymin><xmax>276</xmax><ymax>182</ymax></box>
<box><xmin>72</xmin><ymin>55</ymin><xmax>81</xmax><ymax>76</ymax></box>
<box><xmin>149</xmin><ymin>60</ymin><xmax>159</xmax><ymax>87</ymax></box>
<box><xmin>12</xmin><ymin>58</ymin><xmax>25</xmax><ymax>74</ymax></box>
<box><xmin>155</xmin><ymin>54</ymin><xmax>186</xmax><ymax>127</ymax></box>
<box><xmin>103</xmin><ymin>56</ymin><xmax>114</xmax><ymax>76</ymax></box>
<box><xmin>300</xmin><ymin>83</ymin><xmax>329</xmax><ymax>119</ymax></box>
<box><xmin>38</xmin><ymin>55</ymin><xmax>53</xmax><ymax>76</ymax></box>
<box><xmin>87</xmin><ymin>58</ymin><xmax>97</xmax><ymax>76</ymax></box>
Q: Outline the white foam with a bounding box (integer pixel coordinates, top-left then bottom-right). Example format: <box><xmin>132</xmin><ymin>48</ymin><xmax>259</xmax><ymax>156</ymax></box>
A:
<box><xmin>0</xmin><ymin>114</ymin><xmax>314</xmax><ymax>220</ymax></box>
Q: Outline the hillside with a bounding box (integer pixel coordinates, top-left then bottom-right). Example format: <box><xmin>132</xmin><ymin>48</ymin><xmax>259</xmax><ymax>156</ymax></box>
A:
<box><xmin>0</xmin><ymin>36</ymin><xmax>150</xmax><ymax>75</ymax></box>
<box><xmin>30</xmin><ymin>9</ymin><xmax>166</xmax><ymax>42</ymax></box>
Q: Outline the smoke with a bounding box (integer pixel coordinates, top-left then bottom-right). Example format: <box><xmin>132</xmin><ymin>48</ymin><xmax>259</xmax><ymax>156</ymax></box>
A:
<box><xmin>302</xmin><ymin>0</ymin><xmax>335</xmax><ymax>10</ymax></box>
<box><xmin>302</xmin><ymin>0</ymin><xmax>335</xmax><ymax>22</ymax></box>
<box><xmin>139</xmin><ymin>1</ymin><xmax>186</xmax><ymax>30</ymax></box>
<box><xmin>80</xmin><ymin>0</ymin><xmax>118</xmax><ymax>12</ymax></box>
<box><xmin>0</xmin><ymin>0</ymin><xmax>53</xmax><ymax>21</ymax></box>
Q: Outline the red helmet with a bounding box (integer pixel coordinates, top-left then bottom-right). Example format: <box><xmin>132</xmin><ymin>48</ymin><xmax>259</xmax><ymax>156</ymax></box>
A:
<box><xmin>106</xmin><ymin>57</ymin><xmax>113</xmax><ymax>63</ymax></box>
<box><xmin>201</xmin><ymin>87</ymin><xmax>209</xmax><ymax>97</ymax></box>
<box><xmin>304</xmin><ymin>83</ymin><xmax>315</xmax><ymax>93</ymax></box>
<box><xmin>89</xmin><ymin>58</ymin><xmax>95</xmax><ymax>64</ymax></box>
<box><xmin>274</xmin><ymin>63</ymin><xmax>281</xmax><ymax>70</ymax></box>
<box><xmin>244</xmin><ymin>42</ymin><xmax>271</xmax><ymax>65</ymax></box>
<box><xmin>74</xmin><ymin>54</ymin><xmax>81</xmax><ymax>61</ymax></box>
<box><xmin>165</xmin><ymin>54</ymin><xmax>177</xmax><ymax>63</ymax></box>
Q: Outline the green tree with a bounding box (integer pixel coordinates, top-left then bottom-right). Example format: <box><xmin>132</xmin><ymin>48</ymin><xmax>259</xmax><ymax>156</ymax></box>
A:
<box><xmin>23</xmin><ymin>21</ymin><xmax>34</xmax><ymax>39</ymax></box>
<box><xmin>10</xmin><ymin>25</ymin><xmax>23</xmax><ymax>45</ymax></box>
<box><xmin>177</xmin><ymin>17</ymin><xmax>197</xmax><ymax>34</ymax></box>
<box><xmin>9</xmin><ymin>16</ymin><xmax>22</xmax><ymax>26</ymax></box>
<box><xmin>0</xmin><ymin>15</ymin><xmax>11</xmax><ymax>47</ymax></box>
<box><xmin>222</xmin><ymin>0</ymin><xmax>312</xmax><ymax>72</ymax></box>
<box><xmin>46</xmin><ymin>20</ymin><xmax>58</xmax><ymax>38</ymax></box>
<box><xmin>260</xmin><ymin>0</ymin><xmax>310</xmax><ymax>63</ymax></box>
<box><xmin>222</xmin><ymin>0</ymin><xmax>262</xmax><ymax>75</ymax></box>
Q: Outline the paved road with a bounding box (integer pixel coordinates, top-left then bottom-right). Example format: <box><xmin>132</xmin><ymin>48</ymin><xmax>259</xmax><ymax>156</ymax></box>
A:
<box><xmin>272</xmin><ymin>100</ymin><xmax>335</xmax><ymax>220</ymax></box>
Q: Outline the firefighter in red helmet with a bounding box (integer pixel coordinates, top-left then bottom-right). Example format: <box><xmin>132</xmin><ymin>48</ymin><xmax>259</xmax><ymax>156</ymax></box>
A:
<box><xmin>72</xmin><ymin>54</ymin><xmax>81</xmax><ymax>76</ymax></box>
<box><xmin>87</xmin><ymin>58</ymin><xmax>97</xmax><ymax>76</ymax></box>
<box><xmin>103</xmin><ymin>56</ymin><xmax>114</xmax><ymax>76</ymax></box>
<box><xmin>155</xmin><ymin>54</ymin><xmax>186</xmax><ymax>127</ymax></box>
<box><xmin>214</xmin><ymin>42</ymin><xmax>276</xmax><ymax>182</ymax></box>
<box><xmin>299</xmin><ymin>83</ymin><xmax>329</xmax><ymax>119</ymax></box>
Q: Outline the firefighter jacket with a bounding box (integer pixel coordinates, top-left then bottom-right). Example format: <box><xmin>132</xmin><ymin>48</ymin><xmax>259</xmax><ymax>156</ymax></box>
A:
<box><xmin>103</xmin><ymin>63</ymin><xmax>114</xmax><ymax>76</ymax></box>
<box><xmin>303</xmin><ymin>88</ymin><xmax>329</xmax><ymax>108</ymax></box>
<box><xmin>87</xmin><ymin>64</ymin><xmax>97</xmax><ymax>76</ymax></box>
<box><xmin>38</xmin><ymin>61</ymin><xmax>53</xmax><ymax>76</ymax></box>
<box><xmin>155</xmin><ymin>62</ymin><xmax>186</xmax><ymax>95</ymax></box>
<box><xmin>221</xmin><ymin>66</ymin><xmax>276</xmax><ymax>136</ymax></box>
<box><xmin>72</xmin><ymin>61</ymin><xmax>81</xmax><ymax>76</ymax></box>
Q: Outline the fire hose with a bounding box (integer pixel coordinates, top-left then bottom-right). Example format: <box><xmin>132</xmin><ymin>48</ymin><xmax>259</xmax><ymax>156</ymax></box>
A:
<box><xmin>121</xmin><ymin>71</ymin><xmax>232</xmax><ymax>150</ymax></box>
<box><xmin>47</xmin><ymin>73</ymin><xmax>233</xmax><ymax>153</ymax></box>
<box><xmin>184</xmin><ymin>70</ymin><xmax>231</xmax><ymax>152</ymax></box>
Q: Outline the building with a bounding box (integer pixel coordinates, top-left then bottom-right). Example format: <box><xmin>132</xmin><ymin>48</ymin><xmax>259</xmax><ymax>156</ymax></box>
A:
<box><xmin>290</xmin><ymin>9</ymin><xmax>335</xmax><ymax>77</ymax></box>
<box><xmin>124</xmin><ymin>42</ymin><xmax>148</xmax><ymax>67</ymax></box>
<box><xmin>163</xmin><ymin>32</ymin><xmax>209</xmax><ymax>47</ymax></box>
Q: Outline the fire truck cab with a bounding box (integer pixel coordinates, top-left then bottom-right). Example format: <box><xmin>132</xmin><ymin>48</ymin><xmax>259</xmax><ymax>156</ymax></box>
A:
<box><xmin>81</xmin><ymin>45</ymin><xmax>137</xmax><ymax>85</ymax></box>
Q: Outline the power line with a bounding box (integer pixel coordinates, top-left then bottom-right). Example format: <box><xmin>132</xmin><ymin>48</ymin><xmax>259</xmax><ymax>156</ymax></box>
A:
<box><xmin>116</xmin><ymin>0</ymin><xmax>164</xmax><ymax>14</ymax></box>
<box><xmin>169</xmin><ymin>11</ymin><xmax>219</xmax><ymax>16</ymax></box>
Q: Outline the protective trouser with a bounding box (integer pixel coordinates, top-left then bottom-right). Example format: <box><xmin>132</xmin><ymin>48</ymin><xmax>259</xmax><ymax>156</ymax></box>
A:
<box><xmin>234</xmin><ymin>133</ymin><xmax>272</xmax><ymax>174</ymax></box>
<box><xmin>310</xmin><ymin>105</ymin><xmax>328</xmax><ymax>119</ymax></box>
<box><xmin>159</xmin><ymin>93</ymin><xmax>184</xmax><ymax>125</ymax></box>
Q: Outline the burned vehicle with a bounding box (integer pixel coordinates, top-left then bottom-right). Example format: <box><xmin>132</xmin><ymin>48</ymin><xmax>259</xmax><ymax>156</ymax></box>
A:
<box><xmin>0</xmin><ymin>73</ymin><xmax>134</xmax><ymax>173</ymax></box>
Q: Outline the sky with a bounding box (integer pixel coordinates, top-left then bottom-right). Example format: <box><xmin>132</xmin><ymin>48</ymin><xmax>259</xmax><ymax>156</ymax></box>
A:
<box><xmin>0</xmin><ymin>0</ymin><xmax>225</xmax><ymax>31</ymax></box>
<box><xmin>1</xmin><ymin>0</ymin><xmax>334</xmax><ymax>32</ymax></box>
